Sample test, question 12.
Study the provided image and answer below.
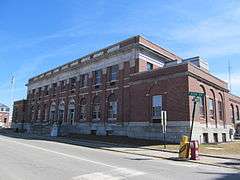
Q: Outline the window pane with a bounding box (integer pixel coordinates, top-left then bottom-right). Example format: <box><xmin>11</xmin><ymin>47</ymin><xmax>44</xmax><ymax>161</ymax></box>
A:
<box><xmin>95</xmin><ymin>70</ymin><xmax>101</xmax><ymax>84</ymax></box>
<box><xmin>152</xmin><ymin>95</ymin><xmax>162</xmax><ymax>118</ymax></box>
<box><xmin>147</xmin><ymin>62</ymin><xmax>153</xmax><ymax>71</ymax></box>
<box><xmin>110</xmin><ymin>65</ymin><xmax>118</xmax><ymax>81</ymax></box>
<box><xmin>153</xmin><ymin>95</ymin><xmax>162</xmax><ymax>107</ymax></box>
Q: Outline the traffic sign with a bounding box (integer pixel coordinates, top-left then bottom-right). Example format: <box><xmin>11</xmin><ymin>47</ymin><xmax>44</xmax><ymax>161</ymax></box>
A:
<box><xmin>188</xmin><ymin>92</ymin><xmax>205</xmax><ymax>98</ymax></box>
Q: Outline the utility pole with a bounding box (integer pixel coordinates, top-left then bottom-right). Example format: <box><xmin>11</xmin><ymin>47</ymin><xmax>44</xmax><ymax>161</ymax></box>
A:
<box><xmin>10</xmin><ymin>75</ymin><xmax>15</xmax><ymax>127</ymax></box>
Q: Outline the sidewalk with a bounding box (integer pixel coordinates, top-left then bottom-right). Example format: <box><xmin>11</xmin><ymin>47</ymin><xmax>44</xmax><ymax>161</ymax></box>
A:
<box><xmin>1</xmin><ymin>130</ymin><xmax>240</xmax><ymax>170</ymax></box>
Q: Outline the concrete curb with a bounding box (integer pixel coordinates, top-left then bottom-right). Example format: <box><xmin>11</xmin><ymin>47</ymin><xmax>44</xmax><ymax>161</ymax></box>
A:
<box><xmin>138</xmin><ymin>147</ymin><xmax>240</xmax><ymax>161</ymax></box>
<box><xmin>52</xmin><ymin>138</ymin><xmax>240</xmax><ymax>171</ymax></box>
<box><xmin>62</xmin><ymin>136</ymin><xmax>240</xmax><ymax>161</ymax></box>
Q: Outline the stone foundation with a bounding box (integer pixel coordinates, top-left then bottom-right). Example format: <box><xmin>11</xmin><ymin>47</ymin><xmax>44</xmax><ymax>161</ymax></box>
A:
<box><xmin>13</xmin><ymin>121</ymin><xmax>235</xmax><ymax>144</ymax></box>
<box><xmin>11</xmin><ymin>123</ymin><xmax>31</xmax><ymax>133</ymax></box>
<box><xmin>191</xmin><ymin>122</ymin><xmax>235</xmax><ymax>143</ymax></box>
<box><xmin>60</xmin><ymin>121</ymin><xmax>191</xmax><ymax>143</ymax></box>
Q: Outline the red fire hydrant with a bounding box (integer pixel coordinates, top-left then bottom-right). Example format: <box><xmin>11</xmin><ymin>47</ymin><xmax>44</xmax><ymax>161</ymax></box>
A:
<box><xmin>190</xmin><ymin>140</ymin><xmax>200</xmax><ymax>160</ymax></box>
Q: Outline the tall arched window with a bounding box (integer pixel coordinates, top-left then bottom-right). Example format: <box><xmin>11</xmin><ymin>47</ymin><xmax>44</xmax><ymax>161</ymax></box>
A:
<box><xmin>209</xmin><ymin>90</ymin><xmax>216</xmax><ymax>119</ymax></box>
<box><xmin>231</xmin><ymin>104</ymin><xmax>235</xmax><ymax>123</ymax></box>
<box><xmin>92</xmin><ymin>96</ymin><xmax>101</xmax><ymax>120</ymax></box>
<box><xmin>68</xmin><ymin>99</ymin><xmax>75</xmax><ymax>125</ymax></box>
<box><xmin>199</xmin><ymin>85</ymin><xmax>206</xmax><ymax>117</ymax></box>
<box><xmin>218</xmin><ymin>93</ymin><xmax>224</xmax><ymax>121</ymax></box>
<box><xmin>30</xmin><ymin>105</ymin><xmax>35</xmax><ymax>122</ymax></box>
<box><xmin>50</xmin><ymin>102</ymin><xmax>56</xmax><ymax>122</ymax></box>
<box><xmin>108</xmin><ymin>94</ymin><xmax>117</xmax><ymax>120</ymax></box>
<box><xmin>80</xmin><ymin>98</ymin><xmax>87</xmax><ymax>121</ymax></box>
<box><xmin>236</xmin><ymin>105</ymin><xmax>240</xmax><ymax>120</ymax></box>
<box><xmin>43</xmin><ymin>104</ymin><xmax>48</xmax><ymax>122</ymax></box>
<box><xmin>58</xmin><ymin>100</ymin><xmax>65</xmax><ymax>123</ymax></box>
<box><xmin>37</xmin><ymin>106</ymin><xmax>41</xmax><ymax>122</ymax></box>
<box><xmin>31</xmin><ymin>105</ymin><xmax>35</xmax><ymax>122</ymax></box>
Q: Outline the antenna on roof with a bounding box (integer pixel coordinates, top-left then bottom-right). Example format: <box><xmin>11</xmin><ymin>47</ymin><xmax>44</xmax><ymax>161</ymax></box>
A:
<box><xmin>228</xmin><ymin>60</ymin><xmax>232</xmax><ymax>93</ymax></box>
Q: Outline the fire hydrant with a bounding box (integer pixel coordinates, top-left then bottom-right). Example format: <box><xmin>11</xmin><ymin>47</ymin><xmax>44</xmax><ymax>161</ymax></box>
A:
<box><xmin>190</xmin><ymin>140</ymin><xmax>200</xmax><ymax>160</ymax></box>
<box><xmin>179</xmin><ymin>135</ymin><xmax>190</xmax><ymax>159</ymax></box>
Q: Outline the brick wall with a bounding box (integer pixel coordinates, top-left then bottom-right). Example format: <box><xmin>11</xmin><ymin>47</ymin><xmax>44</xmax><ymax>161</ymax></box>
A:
<box><xmin>0</xmin><ymin>112</ymin><xmax>9</xmax><ymax>127</ymax></box>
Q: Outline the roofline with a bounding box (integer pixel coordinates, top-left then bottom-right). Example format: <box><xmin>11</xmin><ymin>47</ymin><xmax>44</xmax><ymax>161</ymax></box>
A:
<box><xmin>28</xmin><ymin>35</ymin><xmax>182</xmax><ymax>83</ymax></box>
<box><xmin>137</xmin><ymin>35</ymin><xmax>182</xmax><ymax>61</ymax></box>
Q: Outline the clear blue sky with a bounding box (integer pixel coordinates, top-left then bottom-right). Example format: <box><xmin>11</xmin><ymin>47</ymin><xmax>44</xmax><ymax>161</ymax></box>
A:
<box><xmin>0</xmin><ymin>0</ymin><xmax>240</xmax><ymax>107</ymax></box>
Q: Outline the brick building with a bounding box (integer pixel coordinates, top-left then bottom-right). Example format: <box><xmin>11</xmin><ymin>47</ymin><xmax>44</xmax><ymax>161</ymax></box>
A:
<box><xmin>0</xmin><ymin>103</ymin><xmax>10</xmax><ymax>128</ymax></box>
<box><xmin>12</xmin><ymin>100</ymin><xmax>28</xmax><ymax>130</ymax></box>
<box><xmin>12</xmin><ymin>35</ymin><xmax>240</xmax><ymax>143</ymax></box>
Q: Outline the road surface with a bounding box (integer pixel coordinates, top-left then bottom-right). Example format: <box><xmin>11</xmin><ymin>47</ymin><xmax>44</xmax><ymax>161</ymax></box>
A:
<box><xmin>0</xmin><ymin>134</ymin><xmax>239</xmax><ymax>180</ymax></box>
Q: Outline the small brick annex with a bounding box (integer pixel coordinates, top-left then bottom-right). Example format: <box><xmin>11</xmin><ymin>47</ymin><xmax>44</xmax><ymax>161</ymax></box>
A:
<box><xmin>0</xmin><ymin>103</ymin><xmax>10</xmax><ymax>128</ymax></box>
<box><xmin>12</xmin><ymin>35</ymin><xmax>240</xmax><ymax>143</ymax></box>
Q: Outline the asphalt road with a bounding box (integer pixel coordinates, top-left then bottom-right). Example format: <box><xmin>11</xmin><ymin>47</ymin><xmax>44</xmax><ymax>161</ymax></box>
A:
<box><xmin>0</xmin><ymin>134</ymin><xmax>239</xmax><ymax>180</ymax></box>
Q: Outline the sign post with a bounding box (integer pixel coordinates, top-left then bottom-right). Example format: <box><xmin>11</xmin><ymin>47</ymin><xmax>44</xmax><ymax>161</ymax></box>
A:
<box><xmin>161</xmin><ymin>111</ymin><xmax>167</xmax><ymax>149</ymax></box>
<box><xmin>188</xmin><ymin>92</ymin><xmax>205</xmax><ymax>142</ymax></box>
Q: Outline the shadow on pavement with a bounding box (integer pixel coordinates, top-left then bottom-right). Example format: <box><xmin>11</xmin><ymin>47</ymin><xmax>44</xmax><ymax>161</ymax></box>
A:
<box><xmin>0</xmin><ymin>129</ymin><xmax>175</xmax><ymax>150</ymax></box>
<box><xmin>199</xmin><ymin>172</ymin><xmax>240</xmax><ymax>180</ymax></box>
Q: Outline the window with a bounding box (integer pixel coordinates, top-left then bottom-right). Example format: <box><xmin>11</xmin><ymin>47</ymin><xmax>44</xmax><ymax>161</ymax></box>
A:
<box><xmin>52</xmin><ymin>83</ymin><xmax>57</xmax><ymax>94</ymax></box>
<box><xmin>68</xmin><ymin>99</ymin><xmax>75</xmax><ymax>125</ymax></box>
<box><xmin>44</xmin><ymin>105</ymin><xmax>48</xmax><ymax>122</ymax></box>
<box><xmin>208</xmin><ymin>98</ymin><xmax>215</xmax><ymax>119</ymax></box>
<box><xmin>92</xmin><ymin>96</ymin><xmax>101</xmax><ymax>120</ymax></box>
<box><xmin>80</xmin><ymin>98</ymin><xmax>86</xmax><ymax>121</ymax></box>
<box><xmin>61</xmin><ymin>80</ymin><xmax>67</xmax><ymax>91</ymax></box>
<box><xmin>231</xmin><ymin>104</ymin><xmax>235</xmax><ymax>123</ymax></box>
<box><xmin>31</xmin><ymin>106</ymin><xmax>35</xmax><ymax>121</ymax></box>
<box><xmin>147</xmin><ymin>62</ymin><xmax>153</xmax><ymax>71</ymax></box>
<box><xmin>58</xmin><ymin>101</ymin><xmax>65</xmax><ymax>123</ymax></box>
<box><xmin>50</xmin><ymin>102</ymin><xmax>56</xmax><ymax>122</ymax></box>
<box><xmin>68</xmin><ymin>109</ymin><xmax>75</xmax><ymax>124</ymax></box>
<box><xmin>6</xmin><ymin>108</ymin><xmax>10</xmax><ymax>112</ymax></box>
<box><xmin>109</xmin><ymin>65</ymin><xmax>118</xmax><ymax>81</ymax></box>
<box><xmin>236</xmin><ymin>106</ymin><xmax>240</xmax><ymax>120</ymax></box>
<box><xmin>213</xmin><ymin>133</ymin><xmax>218</xmax><ymax>143</ymax></box>
<box><xmin>80</xmin><ymin>74</ymin><xmax>88</xmax><ymax>87</ymax></box>
<box><xmin>199</xmin><ymin>96</ymin><xmax>205</xmax><ymax>116</ymax></box>
<box><xmin>1</xmin><ymin>108</ymin><xmax>4</xmax><ymax>111</ymax></box>
<box><xmin>70</xmin><ymin>77</ymin><xmax>77</xmax><ymax>89</ymax></box>
<box><xmin>94</xmin><ymin>70</ymin><xmax>101</xmax><ymax>85</ymax></box>
<box><xmin>44</xmin><ymin>85</ymin><xmax>49</xmax><ymax>96</ymax></box>
<box><xmin>218</xmin><ymin>101</ymin><xmax>223</xmax><ymax>120</ymax></box>
<box><xmin>108</xmin><ymin>94</ymin><xmax>117</xmax><ymax>120</ymax></box>
<box><xmin>152</xmin><ymin>95</ymin><xmax>162</xmax><ymax>119</ymax></box>
<box><xmin>203</xmin><ymin>133</ymin><xmax>209</xmax><ymax>143</ymax></box>
<box><xmin>38</xmin><ymin>87</ymin><xmax>42</xmax><ymax>96</ymax></box>
<box><xmin>222</xmin><ymin>133</ymin><xmax>226</xmax><ymax>142</ymax></box>
<box><xmin>4</xmin><ymin>118</ymin><xmax>7</xmax><ymax>123</ymax></box>
<box><xmin>37</xmin><ymin>107</ymin><xmax>41</xmax><ymax>121</ymax></box>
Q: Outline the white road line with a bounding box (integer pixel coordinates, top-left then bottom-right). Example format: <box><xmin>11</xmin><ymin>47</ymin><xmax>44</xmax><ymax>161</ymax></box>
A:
<box><xmin>0</xmin><ymin>136</ymin><xmax>118</xmax><ymax>169</ymax></box>
<box><xmin>72</xmin><ymin>172</ymin><xmax>120</xmax><ymax>180</ymax></box>
<box><xmin>72</xmin><ymin>168</ymin><xmax>145</xmax><ymax>180</ymax></box>
<box><xmin>0</xmin><ymin>136</ymin><xmax>145</xmax><ymax>178</ymax></box>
